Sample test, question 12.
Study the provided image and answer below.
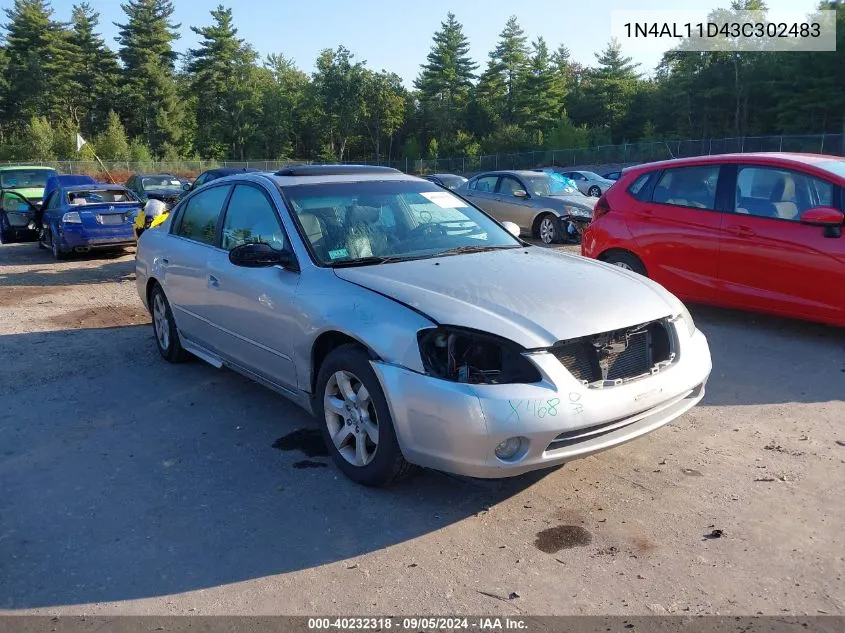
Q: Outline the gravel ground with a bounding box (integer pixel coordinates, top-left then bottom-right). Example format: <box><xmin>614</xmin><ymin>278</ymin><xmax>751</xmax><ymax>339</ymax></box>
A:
<box><xmin>0</xmin><ymin>241</ymin><xmax>843</xmax><ymax>616</ymax></box>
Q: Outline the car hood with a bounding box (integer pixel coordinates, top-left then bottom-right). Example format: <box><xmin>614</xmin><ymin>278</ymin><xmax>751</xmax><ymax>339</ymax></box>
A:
<box><xmin>333</xmin><ymin>248</ymin><xmax>679</xmax><ymax>348</ymax></box>
<box><xmin>545</xmin><ymin>193</ymin><xmax>596</xmax><ymax>212</ymax></box>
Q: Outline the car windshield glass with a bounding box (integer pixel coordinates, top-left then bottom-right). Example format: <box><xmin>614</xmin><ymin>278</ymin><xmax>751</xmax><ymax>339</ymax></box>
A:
<box><xmin>437</xmin><ymin>175</ymin><xmax>467</xmax><ymax>188</ymax></box>
<box><xmin>1</xmin><ymin>169</ymin><xmax>56</xmax><ymax>189</ymax></box>
<box><xmin>66</xmin><ymin>189</ymin><xmax>134</xmax><ymax>204</ymax></box>
<box><xmin>579</xmin><ymin>171</ymin><xmax>602</xmax><ymax>180</ymax></box>
<box><xmin>142</xmin><ymin>176</ymin><xmax>181</xmax><ymax>190</ymax></box>
<box><xmin>282</xmin><ymin>180</ymin><xmax>521</xmax><ymax>266</ymax></box>
<box><xmin>816</xmin><ymin>159</ymin><xmax>845</xmax><ymax>180</ymax></box>
<box><xmin>524</xmin><ymin>172</ymin><xmax>580</xmax><ymax>196</ymax></box>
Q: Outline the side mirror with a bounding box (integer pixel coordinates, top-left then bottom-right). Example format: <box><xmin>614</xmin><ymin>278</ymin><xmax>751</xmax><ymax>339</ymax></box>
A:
<box><xmin>513</xmin><ymin>189</ymin><xmax>528</xmax><ymax>198</ymax></box>
<box><xmin>501</xmin><ymin>221</ymin><xmax>521</xmax><ymax>237</ymax></box>
<box><xmin>182</xmin><ymin>183</ymin><xmax>191</xmax><ymax>191</ymax></box>
<box><xmin>229</xmin><ymin>242</ymin><xmax>294</xmax><ymax>268</ymax></box>
<box><xmin>800</xmin><ymin>206</ymin><xmax>844</xmax><ymax>227</ymax></box>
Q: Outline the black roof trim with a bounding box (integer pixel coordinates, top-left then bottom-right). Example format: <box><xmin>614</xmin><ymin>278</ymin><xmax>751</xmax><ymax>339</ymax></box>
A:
<box><xmin>274</xmin><ymin>165</ymin><xmax>401</xmax><ymax>177</ymax></box>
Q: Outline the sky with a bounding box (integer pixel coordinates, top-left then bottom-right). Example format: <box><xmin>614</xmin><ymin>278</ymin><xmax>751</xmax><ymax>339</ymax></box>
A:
<box><xmin>7</xmin><ymin>0</ymin><xmax>823</xmax><ymax>84</ymax></box>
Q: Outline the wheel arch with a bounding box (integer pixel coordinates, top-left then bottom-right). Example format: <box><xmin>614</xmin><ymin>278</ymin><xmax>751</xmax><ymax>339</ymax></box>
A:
<box><xmin>310</xmin><ymin>330</ymin><xmax>380</xmax><ymax>395</ymax></box>
<box><xmin>597</xmin><ymin>248</ymin><xmax>648</xmax><ymax>274</ymax></box>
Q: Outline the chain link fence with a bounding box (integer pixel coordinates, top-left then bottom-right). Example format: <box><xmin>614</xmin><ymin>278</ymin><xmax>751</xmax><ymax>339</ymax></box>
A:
<box><xmin>5</xmin><ymin>134</ymin><xmax>844</xmax><ymax>178</ymax></box>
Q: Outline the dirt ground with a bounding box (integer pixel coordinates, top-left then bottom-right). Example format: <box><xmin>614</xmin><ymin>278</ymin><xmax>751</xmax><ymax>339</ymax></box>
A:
<box><xmin>0</xmin><ymin>241</ymin><xmax>843</xmax><ymax>616</ymax></box>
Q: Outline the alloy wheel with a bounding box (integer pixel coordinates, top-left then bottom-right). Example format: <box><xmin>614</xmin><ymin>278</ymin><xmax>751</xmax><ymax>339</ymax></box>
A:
<box><xmin>153</xmin><ymin>292</ymin><xmax>170</xmax><ymax>351</ymax></box>
<box><xmin>612</xmin><ymin>261</ymin><xmax>634</xmax><ymax>271</ymax></box>
<box><xmin>323</xmin><ymin>369</ymin><xmax>379</xmax><ymax>467</ymax></box>
<box><xmin>539</xmin><ymin>216</ymin><xmax>557</xmax><ymax>244</ymax></box>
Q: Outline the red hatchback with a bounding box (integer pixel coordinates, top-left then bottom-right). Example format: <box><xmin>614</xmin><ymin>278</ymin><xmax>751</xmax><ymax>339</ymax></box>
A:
<box><xmin>582</xmin><ymin>153</ymin><xmax>845</xmax><ymax>326</ymax></box>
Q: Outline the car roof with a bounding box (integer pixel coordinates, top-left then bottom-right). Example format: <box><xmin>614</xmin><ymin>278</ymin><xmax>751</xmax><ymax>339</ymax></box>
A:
<box><xmin>134</xmin><ymin>173</ymin><xmax>179</xmax><ymax>178</ymax></box>
<box><xmin>224</xmin><ymin>165</ymin><xmax>424</xmax><ymax>187</ymax></box>
<box><xmin>204</xmin><ymin>167</ymin><xmax>260</xmax><ymax>176</ymax></box>
<box><xmin>471</xmin><ymin>170</ymin><xmax>545</xmax><ymax>178</ymax></box>
<box><xmin>631</xmin><ymin>152</ymin><xmax>845</xmax><ymax>171</ymax></box>
<box><xmin>0</xmin><ymin>165</ymin><xmax>56</xmax><ymax>171</ymax></box>
<box><xmin>430</xmin><ymin>173</ymin><xmax>464</xmax><ymax>178</ymax></box>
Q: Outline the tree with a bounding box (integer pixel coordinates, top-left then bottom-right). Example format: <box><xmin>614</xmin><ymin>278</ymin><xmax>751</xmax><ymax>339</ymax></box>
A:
<box><xmin>311</xmin><ymin>46</ymin><xmax>365</xmax><ymax>161</ymax></box>
<box><xmin>1</xmin><ymin>0</ymin><xmax>69</xmax><ymax>123</ymax></box>
<box><xmin>258</xmin><ymin>54</ymin><xmax>308</xmax><ymax>159</ymax></box>
<box><xmin>188</xmin><ymin>5</ymin><xmax>259</xmax><ymax>159</ymax></box>
<box><xmin>414</xmin><ymin>12</ymin><xmax>477</xmax><ymax>141</ymax></box>
<box><xmin>477</xmin><ymin>15</ymin><xmax>529</xmax><ymax>127</ymax></box>
<box><xmin>521</xmin><ymin>37</ymin><xmax>561</xmax><ymax>139</ymax></box>
<box><xmin>115</xmin><ymin>0</ymin><xmax>185</xmax><ymax>154</ymax></box>
<box><xmin>94</xmin><ymin>110</ymin><xmax>130</xmax><ymax>160</ymax></box>
<box><xmin>362</xmin><ymin>70</ymin><xmax>406</xmax><ymax>161</ymax></box>
<box><xmin>69</xmin><ymin>3</ymin><xmax>120</xmax><ymax>136</ymax></box>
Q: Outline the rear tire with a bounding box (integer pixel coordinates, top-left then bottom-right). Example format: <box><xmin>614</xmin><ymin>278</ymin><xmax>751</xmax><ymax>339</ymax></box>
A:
<box><xmin>315</xmin><ymin>344</ymin><xmax>414</xmax><ymax>486</ymax></box>
<box><xmin>150</xmin><ymin>284</ymin><xmax>188</xmax><ymax>363</ymax></box>
<box><xmin>588</xmin><ymin>185</ymin><xmax>601</xmax><ymax>197</ymax></box>
<box><xmin>50</xmin><ymin>230</ymin><xmax>66</xmax><ymax>260</ymax></box>
<box><xmin>603</xmin><ymin>250</ymin><xmax>647</xmax><ymax>276</ymax></box>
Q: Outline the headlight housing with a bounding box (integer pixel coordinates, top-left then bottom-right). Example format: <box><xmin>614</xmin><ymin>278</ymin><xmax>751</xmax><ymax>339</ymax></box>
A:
<box><xmin>417</xmin><ymin>327</ymin><xmax>541</xmax><ymax>385</ymax></box>
<box><xmin>62</xmin><ymin>211</ymin><xmax>82</xmax><ymax>224</ymax></box>
<box><xmin>675</xmin><ymin>302</ymin><xmax>696</xmax><ymax>337</ymax></box>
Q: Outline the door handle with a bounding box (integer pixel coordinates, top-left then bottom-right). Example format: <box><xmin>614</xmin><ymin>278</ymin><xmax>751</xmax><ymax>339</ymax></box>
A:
<box><xmin>207</xmin><ymin>274</ymin><xmax>219</xmax><ymax>289</ymax></box>
<box><xmin>159</xmin><ymin>257</ymin><xmax>169</xmax><ymax>265</ymax></box>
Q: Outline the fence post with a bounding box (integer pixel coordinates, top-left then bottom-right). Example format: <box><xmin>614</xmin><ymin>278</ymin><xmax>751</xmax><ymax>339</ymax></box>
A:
<box><xmin>462</xmin><ymin>157</ymin><xmax>465</xmax><ymax>173</ymax></box>
<box><xmin>820</xmin><ymin>134</ymin><xmax>826</xmax><ymax>153</ymax></box>
<box><xmin>495</xmin><ymin>154</ymin><xmax>498</xmax><ymax>169</ymax></box>
<box><xmin>779</xmin><ymin>136</ymin><xmax>783</xmax><ymax>152</ymax></box>
<box><xmin>405</xmin><ymin>157</ymin><xmax>408</xmax><ymax>173</ymax></box>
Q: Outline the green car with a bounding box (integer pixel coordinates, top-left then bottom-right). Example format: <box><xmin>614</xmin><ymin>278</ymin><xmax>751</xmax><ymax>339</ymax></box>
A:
<box><xmin>0</xmin><ymin>165</ymin><xmax>58</xmax><ymax>243</ymax></box>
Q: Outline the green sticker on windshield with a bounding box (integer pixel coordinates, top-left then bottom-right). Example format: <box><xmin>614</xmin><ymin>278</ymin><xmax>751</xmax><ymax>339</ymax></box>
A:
<box><xmin>328</xmin><ymin>248</ymin><xmax>349</xmax><ymax>260</ymax></box>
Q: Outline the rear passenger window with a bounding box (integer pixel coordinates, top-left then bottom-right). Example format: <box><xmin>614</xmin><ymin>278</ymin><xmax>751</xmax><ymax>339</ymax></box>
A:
<box><xmin>652</xmin><ymin>166</ymin><xmax>719</xmax><ymax>210</ymax></box>
<box><xmin>174</xmin><ymin>185</ymin><xmax>231</xmax><ymax>245</ymax></box>
<box><xmin>471</xmin><ymin>176</ymin><xmax>499</xmax><ymax>192</ymax></box>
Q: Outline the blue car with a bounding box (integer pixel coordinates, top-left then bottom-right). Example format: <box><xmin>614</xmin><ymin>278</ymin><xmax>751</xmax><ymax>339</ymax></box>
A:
<box><xmin>39</xmin><ymin>183</ymin><xmax>143</xmax><ymax>259</ymax></box>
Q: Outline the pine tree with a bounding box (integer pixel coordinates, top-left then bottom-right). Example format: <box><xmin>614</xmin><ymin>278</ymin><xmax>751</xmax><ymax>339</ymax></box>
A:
<box><xmin>188</xmin><ymin>5</ymin><xmax>259</xmax><ymax>159</ymax></box>
<box><xmin>414</xmin><ymin>12</ymin><xmax>477</xmax><ymax>140</ymax></box>
<box><xmin>94</xmin><ymin>110</ymin><xmax>130</xmax><ymax>160</ymax></box>
<box><xmin>69</xmin><ymin>3</ymin><xmax>120</xmax><ymax>135</ymax></box>
<box><xmin>580</xmin><ymin>39</ymin><xmax>641</xmax><ymax>141</ymax></box>
<box><xmin>475</xmin><ymin>16</ymin><xmax>530</xmax><ymax>130</ymax></box>
<box><xmin>115</xmin><ymin>0</ymin><xmax>185</xmax><ymax>154</ymax></box>
<box><xmin>311</xmin><ymin>46</ymin><xmax>366</xmax><ymax>161</ymax></box>
<box><xmin>521</xmin><ymin>37</ymin><xmax>561</xmax><ymax>138</ymax></box>
<box><xmin>1</xmin><ymin>0</ymin><xmax>68</xmax><ymax>123</ymax></box>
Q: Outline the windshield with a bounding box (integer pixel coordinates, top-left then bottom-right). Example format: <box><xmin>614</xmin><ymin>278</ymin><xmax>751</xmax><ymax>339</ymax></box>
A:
<box><xmin>437</xmin><ymin>175</ymin><xmax>467</xmax><ymax>189</ymax></box>
<box><xmin>524</xmin><ymin>172</ymin><xmax>581</xmax><ymax>196</ymax></box>
<box><xmin>282</xmin><ymin>180</ymin><xmax>522</xmax><ymax>266</ymax></box>
<box><xmin>142</xmin><ymin>175</ymin><xmax>181</xmax><ymax>190</ymax></box>
<box><xmin>1</xmin><ymin>169</ymin><xmax>57</xmax><ymax>189</ymax></box>
<box><xmin>816</xmin><ymin>159</ymin><xmax>845</xmax><ymax>180</ymax></box>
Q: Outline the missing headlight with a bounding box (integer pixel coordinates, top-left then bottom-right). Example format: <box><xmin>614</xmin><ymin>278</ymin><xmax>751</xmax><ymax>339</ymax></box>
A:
<box><xmin>417</xmin><ymin>327</ymin><xmax>541</xmax><ymax>385</ymax></box>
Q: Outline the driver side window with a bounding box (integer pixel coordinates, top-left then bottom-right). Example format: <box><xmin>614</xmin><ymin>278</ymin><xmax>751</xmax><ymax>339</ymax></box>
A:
<box><xmin>471</xmin><ymin>175</ymin><xmax>499</xmax><ymax>192</ymax></box>
<box><xmin>220</xmin><ymin>185</ymin><xmax>287</xmax><ymax>251</ymax></box>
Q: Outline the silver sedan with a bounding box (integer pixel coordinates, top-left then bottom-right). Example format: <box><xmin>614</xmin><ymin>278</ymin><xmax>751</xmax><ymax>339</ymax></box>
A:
<box><xmin>136</xmin><ymin>166</ymin><xmax>712</xmax><ymax>486</ymax></box>
<box><xmin>560</xmin><ymin>170</ymin><xmax>616</xmax><ymax>197</ymax></box>
<box><xmin>454</xmin><ymin>170</ymin><xmax>596</xmax><ymax>244</ymax></box>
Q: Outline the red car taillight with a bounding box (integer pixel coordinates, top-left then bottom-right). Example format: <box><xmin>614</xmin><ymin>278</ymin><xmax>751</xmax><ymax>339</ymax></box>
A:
<box><xmin>593</xmin><ymin>194</ymin><xmax>611</xmax><ymax>220</ymax></box>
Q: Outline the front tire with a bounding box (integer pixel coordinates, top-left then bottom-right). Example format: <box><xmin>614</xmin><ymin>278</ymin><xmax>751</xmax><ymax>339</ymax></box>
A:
<box><xmin>316</xmin><ymin>345</ymin><xmax>413</xmax><ymax>486</ymax></box>
<box><xmin>588</xmin><ymin>185</ymin><xmax>601</xmax><ymax>197</ymax></box>
<box><xmin>533</xmin><ymin>213</ymin><xmax>561</xmax><ymax>245</ymax></box>
<box><xmin>603</xmin><ymin>250</ymin><xmax>647</xmax><ymax>276</ymax></box>
<box><xmin>150</xmin><ymin>284</ymin><xmax>188</xmax><ymax>363</ymax></box>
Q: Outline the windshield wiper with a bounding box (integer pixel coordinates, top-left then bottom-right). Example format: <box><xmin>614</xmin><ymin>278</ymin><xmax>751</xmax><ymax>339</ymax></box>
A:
<box><xmin>436</xmin><ymin>245</ymin><xmax>521</xmax><ymax>258</ymax></box>
<box><xmin>329</xmin><ymin>255</ymin><xmax>410</xmax><ymax>267</ymax></box>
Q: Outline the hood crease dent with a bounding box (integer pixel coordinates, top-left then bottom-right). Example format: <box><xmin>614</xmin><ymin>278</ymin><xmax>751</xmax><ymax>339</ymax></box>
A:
<box><xmin>333</xmin><ymin>248</ymin><xmax>676</xmax><ymax>349</ymax></box>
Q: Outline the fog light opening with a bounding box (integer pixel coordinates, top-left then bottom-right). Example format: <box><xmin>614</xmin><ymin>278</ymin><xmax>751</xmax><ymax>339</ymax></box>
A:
<box><xmin>495</xmin><ymin>436</ymin><xmax>526</xmax><ymax>461</ymax></box>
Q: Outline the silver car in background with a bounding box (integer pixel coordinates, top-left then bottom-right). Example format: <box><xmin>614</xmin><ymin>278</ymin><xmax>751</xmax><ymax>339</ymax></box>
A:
<box><xmin>560</xmin><ymin>170</ymin><xmax>616</xmax><ymax>197</ymax></box>
<box><xmin>454</xmin><ymin>170</ymin><xmax>596</xmax><ymax>244</ymax></box>
<box><xmin>136</xmin><ymin>165</ymin><xmax>712</xmax><ymax>487</ymax></box>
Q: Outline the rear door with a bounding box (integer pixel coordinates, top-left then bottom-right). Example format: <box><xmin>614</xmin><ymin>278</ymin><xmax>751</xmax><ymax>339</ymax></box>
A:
<box><xmin>624</xmin><ymin>163</ymin><xmax>724</xmax><ymax>302</ymax></box>
<box><xmin>204</xmin><ymin>183</ymin><xmax>301</xmax><ymax>389</ymax></box>
<box><xmin>461</xmin><ymin>174</ymin><xmax>501</xmax><ymax>217</ymax></box>
<box><xmin>717</xmin><ymin>163</ymin><xmax>845</xmax><ymax>323</ymax></box>
<box><xmin>163</xmin><ymin>184</ymin><xmax>233</xmax><ymax>348</ymax></box>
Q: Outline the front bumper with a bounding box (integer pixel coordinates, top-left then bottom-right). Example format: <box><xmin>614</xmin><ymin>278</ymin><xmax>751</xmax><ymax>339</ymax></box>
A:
<box><xmin>373</xmin><ymin>327</ymin><xmax>712</xmax><ymax>478</ymax></box>
<box><xmin>56</xmin><ymin>224</ymin><xmax>136</xmax><ymax>250</ymax></box>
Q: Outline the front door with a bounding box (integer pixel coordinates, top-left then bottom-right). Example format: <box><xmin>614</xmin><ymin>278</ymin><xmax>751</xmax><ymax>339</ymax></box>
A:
<box><xmin>162</xmin><ymin>184</ymin><xmax>233</xmax><ymax>347</ymax></box>
<box><xmin>205</xmin><ymin>183</ymin><xmax>300</xmax><ymax>389</ymax></box>
<box><xmin>625</xmin><ymin>163</ymin><xmax>724</xmax><ymax>303</ymax></box>
<box><xmin>494</xmin><ymin>175</ymin><xmax>535</xmax><ymax>231</ymax></box>
<box><xmin>718</xmin><ymin>164</ymin><xmax>845</xmax><ymax>323</ymax></box>
<box><xmin>0</xmin><ymin>191</ymin><xmax>37</xmax><ymax>238</ymax></box>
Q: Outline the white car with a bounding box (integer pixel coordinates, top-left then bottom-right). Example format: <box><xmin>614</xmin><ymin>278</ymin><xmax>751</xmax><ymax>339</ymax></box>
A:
<box><xmin>561</xmin><ymin>170</ymin><xmax>616</xmax><ymax>197</ymax></box>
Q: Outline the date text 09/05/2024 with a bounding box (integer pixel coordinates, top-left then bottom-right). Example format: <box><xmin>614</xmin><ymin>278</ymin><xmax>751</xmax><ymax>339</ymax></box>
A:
<box><xmin>623</xmin><ymin>22</ymin><xmax>822</xmax><ymax>39</ymax></box>
<box><xmin>308</xmin><ymin>618</ymin><xmax>528</xmax><ymax>630</ymax></box>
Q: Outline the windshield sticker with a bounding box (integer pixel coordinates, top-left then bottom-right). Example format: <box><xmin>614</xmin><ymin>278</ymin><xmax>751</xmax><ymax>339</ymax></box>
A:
<box><xmin>169</xmin><ymin>180</ymin><xmax>180</xmax><ymax>186</ymax></box>
<box><xmin>420</xmin><ymin>191</ymin><xmax>469</xmax><ymax>208</ymax></box>
<box><xmin>328</xmin><ymin>248</ymin><xmax>349</xmax><ymax>260</ymax></box>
